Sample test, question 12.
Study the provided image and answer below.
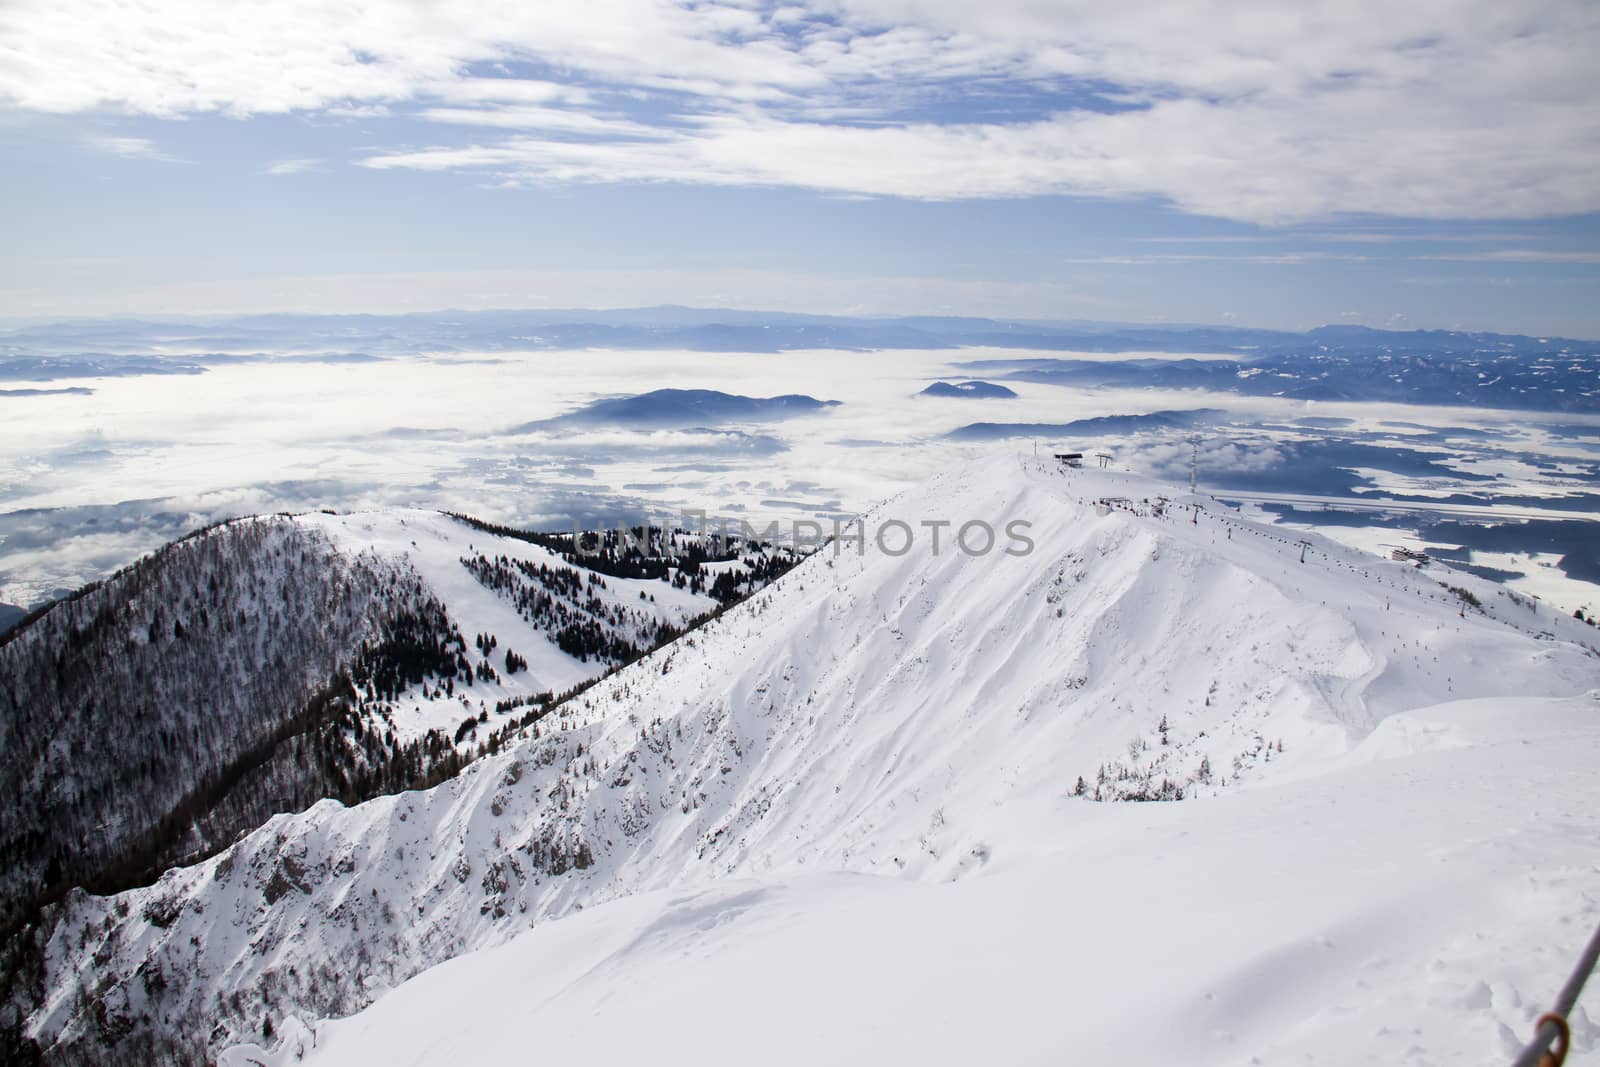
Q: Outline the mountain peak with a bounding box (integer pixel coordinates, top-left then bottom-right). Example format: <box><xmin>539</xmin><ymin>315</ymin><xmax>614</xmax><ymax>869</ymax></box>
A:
<box><xmin>20</xmin><ymin>454</ymin><xmax>1599</xmax><ymax>1063</ymax></box>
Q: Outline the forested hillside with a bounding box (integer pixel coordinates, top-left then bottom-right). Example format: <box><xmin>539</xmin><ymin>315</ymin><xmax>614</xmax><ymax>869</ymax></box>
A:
<box><xmin>0</xmin><ymin>518</ymin><xmax>457</xmax><ymax>933</ymax></box>
<box><xmin>0</xmin><ymin>507</ymin><xmax>802</xmax><ymax>1063</ymax></box>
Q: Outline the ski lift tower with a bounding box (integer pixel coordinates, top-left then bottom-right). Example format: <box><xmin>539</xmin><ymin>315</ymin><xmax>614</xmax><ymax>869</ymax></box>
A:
<box><xmin>1095</xmin><ymin>451</ymin><xmax>1112</xmax><ymax>469</ymax></box>
<box><xmin>1188</xmin><ymin>435</ymin><xmax>1201</xmax><ymax>493</ymax></box>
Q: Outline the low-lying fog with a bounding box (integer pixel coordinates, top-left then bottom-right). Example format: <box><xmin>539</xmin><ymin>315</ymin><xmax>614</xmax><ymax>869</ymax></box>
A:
<box><xmin>3</xmin><ymin>345</ymin><xmax>1597</xmax><ymax>615</ymax></box>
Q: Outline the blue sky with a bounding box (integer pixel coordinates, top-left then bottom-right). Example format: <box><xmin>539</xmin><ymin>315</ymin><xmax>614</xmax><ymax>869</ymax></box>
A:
<box><xmin>2</xmin><ymin>0</ymin><xmax>1598</xmax><ymax>334</ymax></box>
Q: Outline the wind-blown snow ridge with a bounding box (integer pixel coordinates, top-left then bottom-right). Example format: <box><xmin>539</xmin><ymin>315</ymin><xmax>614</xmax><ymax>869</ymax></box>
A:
<box><xmin>22</xmin><ymin>455</ymin><xmax>1600</xmax><ymax>1062</ymax></box>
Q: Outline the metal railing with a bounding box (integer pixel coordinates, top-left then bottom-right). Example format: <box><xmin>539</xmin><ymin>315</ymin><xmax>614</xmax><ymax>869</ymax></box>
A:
<box><xmin>1512</xmin><ymin>919</ymin><xmax>1600</xmax><ymax>1067</ymax></box>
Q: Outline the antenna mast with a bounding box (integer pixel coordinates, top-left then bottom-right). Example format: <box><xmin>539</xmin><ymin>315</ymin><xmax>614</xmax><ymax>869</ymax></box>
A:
<box><xmin>1189</xmin><ymin>435</ymin><xmax>1199</xmax><ymax>494</ymax></box>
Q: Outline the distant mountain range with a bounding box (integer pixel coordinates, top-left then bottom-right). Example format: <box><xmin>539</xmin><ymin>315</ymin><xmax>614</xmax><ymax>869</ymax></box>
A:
<box><xmin>3</xmin><ymin>307</ymin><xmax>1596</xmax><ymax>360</ymax></box>
<box><xmin>516</xmin><ymin>388</ymin><xmax>841</xmax><ymax>431</ymax></box>
<box><xmin>961</xmin><ymin>349</ymin><xmax>1600</xmax><ymax>413</ymax></box>
<box><xmin>3</xmin><ymin>310</ymin><xmax>1596</xmax><ymax>410</ymax></box>
<box><xmin>948</xmin><ymin>407</ymin><xmax>1223</xmax><ymax>441</ymax></box>
<box><xmin>918</xmin><ymin>380</ymin><xmax>1018</xmax><ymax>399</ymax></box>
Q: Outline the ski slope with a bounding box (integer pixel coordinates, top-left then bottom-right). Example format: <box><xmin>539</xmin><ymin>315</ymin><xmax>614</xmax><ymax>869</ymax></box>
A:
<box><xmin>27</xmin><ymin>454</ymin><xmax>1600</xmax><ymax>1063</ymax></box>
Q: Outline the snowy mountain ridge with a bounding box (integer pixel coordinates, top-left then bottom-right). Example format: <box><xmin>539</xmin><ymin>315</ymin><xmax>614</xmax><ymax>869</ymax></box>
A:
<box><xmin>0</xmin><ymin>505</ymin><xmax>771</xmax><ymax>935</ymax></box>
<box><xmin>0</xmin><ymin>505</ymin><xmax>804</xmax><ymax>1064</ymax></box>
<box><xmin>13</xmin><ymin>454</ymin><xmax>1599</xmax><ymax>1064</ymax></box>
<box><xmin>284</xmin><ymin>694</ymin><xmax>1600</xmax><ymax>1067</ymax></box>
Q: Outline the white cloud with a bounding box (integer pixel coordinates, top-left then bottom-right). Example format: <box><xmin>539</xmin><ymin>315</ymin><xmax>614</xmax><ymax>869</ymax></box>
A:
<box><xmin>415</xmin><ymin>106</ymin><xmax>663</xmax><ymax>138</ymax></box>
<box><xmin>1412</xmin><ymin>250</ymin><xmax>1600</xmax><ymax>263</ymax></box>
<box><xmin>6</xmin><ymin>1</ymin><xmax>1599</xmax><ymax>223</ymax></box>
<box><xmin>265</xmin><ymin>157</ymin><xmax>318</xmax><ymax>175</ymax></box>
<box><xmin>1062</xmin><ymin>251</ymin><xmax>1371</xmax><ymax>265</ymax></box>
<box><xmin>428</xmin><ymin>78</ymin><xmax>593</xmax><ymax>107</ymax></box>
<box><xmin>83</xmin><ymin>135</ymin><xmax>183</xmax><ymax>162</ymax></box>
<box><xmin>1305</xmin><ymin>231</ymin><xmax>1546</xmax><ymax>245</ymax></box>
<box><xmin>1139</xmin><ymin>231</ymin><xmax>1549</xmax><ymax>245</ymax></box>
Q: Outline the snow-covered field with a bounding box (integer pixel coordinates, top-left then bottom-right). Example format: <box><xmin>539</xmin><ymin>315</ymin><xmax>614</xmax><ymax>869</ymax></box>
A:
<box><xmin>25</xmin><ymin>454</ymin><xmax>1600</xmax><ymax>1064</ymax></box>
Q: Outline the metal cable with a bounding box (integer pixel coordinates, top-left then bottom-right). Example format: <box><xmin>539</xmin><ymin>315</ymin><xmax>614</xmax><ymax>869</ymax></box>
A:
<box><xmin>1512</xmin><ymin>918</ymin><xmax>1600</xmax><ymax>1067</ymax></box>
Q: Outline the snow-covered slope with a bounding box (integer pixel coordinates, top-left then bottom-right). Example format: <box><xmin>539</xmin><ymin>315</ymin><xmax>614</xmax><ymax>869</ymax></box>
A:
<box><xmin>0</xmin><ymin>505</ymin><xmax>754</xmax><ymax>940</ymax></box>
<box><xmin>297</xmin><ymin>509</ymin><xmax>729</xmax><ymax>746</ymax></box>
<box><xmin>20</xmin><ymin>455</ymin><xmax>1600</xmax><ymax>1063</ymax></box>
<box><xmin>281</xmin><ymin>696</ymin><xmax>1600</xmax><ymax>1067</ymax></box>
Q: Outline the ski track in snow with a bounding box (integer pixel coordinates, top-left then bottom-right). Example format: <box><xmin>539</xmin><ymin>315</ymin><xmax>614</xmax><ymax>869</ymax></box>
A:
<box><xmin>28</xmin><ymin>454</ymin><xmax>1600</xmax><ymax>1065</ymax></box>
